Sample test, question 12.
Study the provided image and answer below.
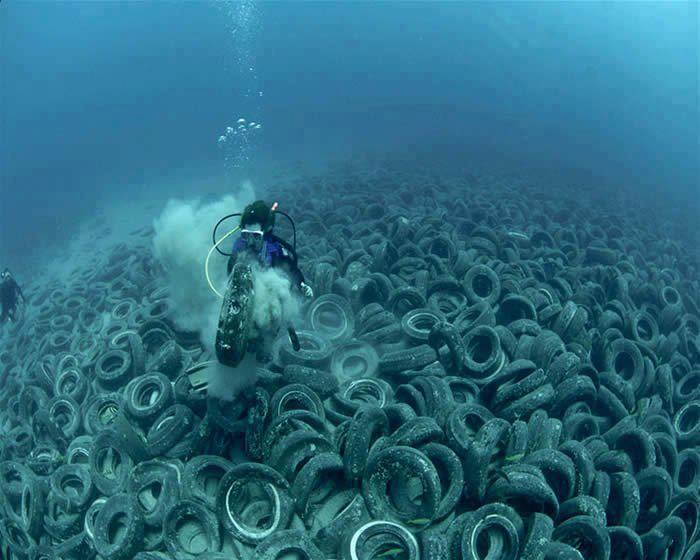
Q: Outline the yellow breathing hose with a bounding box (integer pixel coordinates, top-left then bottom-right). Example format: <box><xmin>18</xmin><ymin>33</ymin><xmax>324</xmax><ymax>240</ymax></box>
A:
<box><xmin>205</xmin><ymin>225</ymin><xmax>240</xmax><ymax>298</ymax></box>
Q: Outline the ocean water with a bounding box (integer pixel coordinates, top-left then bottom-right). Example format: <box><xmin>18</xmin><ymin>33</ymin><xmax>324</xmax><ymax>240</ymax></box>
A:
<box><xmin>0</xmin><ymin>2</ymin><xmax>698</xmax><ymax>559</ymax></box>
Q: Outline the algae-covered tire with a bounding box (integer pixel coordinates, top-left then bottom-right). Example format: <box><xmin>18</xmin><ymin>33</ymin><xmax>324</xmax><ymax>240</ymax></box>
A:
<box><xmin>461</xmin><ymin>503</ymin><xmax>524</xmax><ymax>560</ymax></box>
<box><xmin>255</xmin><ymin>530</ymin><xmax>324</xmax><ymax>560</ymax></box>
<box><xmin>216</xmin><ymin>463</ymin><xmax>294</xmax><ymax>545</ymax></box>
<box><xmin>93</xmin><ymin>493</ymin><xmax>144</xmax><ymax>560</ymax></box>
<box><xmin>215</xmin><ymin>263</ymin><xmax>254</xmax><ymax>367</ymax></box>
<box><xmin>163</xmin><ymin>499</ymin><xmax>221</xmax><ymax>558</ymax></box>
<box><xmin>342</xmin><ymin>520</ymin><xmax>420</xmax><ymax>560</ymax></box>
<box><xmin>362</xmin><ymin>445</ymin><xmax>441</xmax><ymax>526</ymax></box>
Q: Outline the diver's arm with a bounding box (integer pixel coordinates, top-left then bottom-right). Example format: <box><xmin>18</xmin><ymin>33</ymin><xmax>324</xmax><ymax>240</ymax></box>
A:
<box><xmin>284</xmin><ymin>255</ymin><xmax>311</xmax><ymax>296</ymax></box>
<box><xmin>16</xmin><ymin>283</ymin><xmax>25</xmax><ymax>302</ymax></box>
<box><xmin>290</xmin><ymin>264</ymin><xmax>306</xmax><ymax>290</ymax></box>
<box><xmin>275</xmin><ymin>238</ymin><xmax>305</xmax><ymax>288</ymax></box>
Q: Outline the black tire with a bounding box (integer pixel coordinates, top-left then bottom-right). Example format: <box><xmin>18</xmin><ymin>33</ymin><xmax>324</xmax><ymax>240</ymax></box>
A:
<box><xmin>49</xmin><ymin>464</ymin><xmax>95</xmax><ymax>513</ymax></box>
<box><xmin>362</xmin><ymin>445</ymin><xmax>441</xmax><ymax>526</ymax></box>
<box><xmin>401</xmin><ymin>308</ymin><xmax>445</xmax><ymax>344</ymax></box>
<box><xmin>19</xmin><ymin>472</ymin><xmax>44</xmax><ymax>538</ymax></box>
<box><xmin>461</xmin><ymin>325</ymin><xmax>504</xmax><ymax>381</ymax></box>
<box><xmin>608</xmin><ymin>526</ymin><xmax>643</xmax><ymax>560</ymax></box>
<box><xmin>53</xmin><ymin>367</ymin><xmax>89</xmax><ymax>404</ymax></box>
<box><xmin>290</xmin><ymin>452</ymin><xmax>344</xmax><ymax>521</ymax></box>
<box><xmin>558</xmin><ymin>495</ymin><xmax>606</xmax><ymax>524</ymax></box>
<box><xmin>341</xmin><ymin>520</ymin><xmax>419</xmax><ymax>560</ymax></box>
<box><xmin>43</xmin><ymin>494</ymin><xmax>83</xmax><ymax>540</ymax></box>
<box><xmin>634</xmin><ymin>466</ymin><xmax>674</xmax><ymax>533</ymax></box>
<box><xmin>270</xmin><ymin>383</ymin><xmax>326</xmax><ymax>421</ymax></box>
<box><xmin>215</xmin><ymin>263</ymin><xmax>254</xmax><ymax>367</ymax></box>
<box><xmin>89</xmin><ymin>429</ymin><xmax>137</xmax><ymax>496</ymax></box>
<box><xmin>282</xmin><ymin>365</ymin><xmax>339</xmax><ymax>398</ymax></box>
<box><xmin>606</xmin><ymin>471</ymin><xmax>640</xmax><ymax>528</ymax></box>
<box><xmin>278</xmin><ymin>329</ymin><xmax>334</xmax><ymax>369</ymax></box>
<box><xmin>127</xmin><ymin>459</ymin><xmax>181</xmax><ymax>527</ymax></box>
<box><xmin>524</xmin><ymin>448</ymin><xmax>576</xmax><ymax>503</ymax></box>
<box><xmin>674</xmin><ymin>401</ymin><xmax>700</xmax><ymax>446</ymax></box>
<box><xmin>428</xmin><ymin>321</ymin><xmax>465</xmax><ymax>374</ymax></box>
<box><xmin>267</xmin><ymin>430</ymin><xmax>335</xmax><ymax>482</ymax></box>
<box><xmin>163</xmin><ymin>499</ymin><xmax>221</xmax><ymax>558</ymax></box>
<box><xmin>262</xmin><ymin>410</ymin><xmax>328</xmax><ymax>462</ymax></box>
<box><xmin>245</xmin><ymin>388</ymin><xmax>271</xmax><ymax>461</ymax></box>
<box><xmin>461</xmin><ymin>503</ymin><xmax>524</xmax><ymax>560</ymax></box>
<box><xmin>388</xmin><ymin>286</ymin><xmax>426</xmax><ymax>316</ymax></box>
<box><xmin>521</xmin><ymin>512</ymin><xmax>554</xmax><ymax>560</ymax></box>
<box><xmin>95</xmin><ymin>349</ymin><xmax>134</xmax><ymax>390</ymax></box>
<box><xmin>109</xmin><ymin>330</ymin><xmax>146</xmax><ymax>378</ymax></box>
<box><xmin>216</xmin><ymin>462</ymin><xmax>293</xmax><ymax>545</ymax></box>
<box><xmin>47</xmin><ymin>395</ymin><xmax>82</xmax><ymax>441</ymax></box>
<box><xmin>123</xmin><ymin>372</ymin><xmax>174</xmax><ymax>427</ymax></box>
<box><xmin>486</xmin><ymin>465</ymin><xmax>560</xmax><ymax>519</ymax></box>
<box><xmin>304</xmin><ymin>294</ymin><xmax>355</xmax><ymax>343</ymax></box>
<box><xmin>343</xmin><ymin>406</ymin><xmax>389</xmax><ymax>482</ymax></box>
<box><xmin>315</xmin><ymin>491</ymin><xmax>369</xmax><ymax>556</ymax></box>
<box><xmin>640</xmin><ymin>516</ymin><xmax>686</xmax><ymax>560</ymax></box>
<box><xmin>675</xmin><ymin>449</ymin><xmax>700</xmax><ymax>493</ymax></box>
<box><xmin>66</xmin><ymin>435</ymin><xmax>93</xmax><ymax>465</ymax></box>
<box><xmin>255</xmin><ymin>530</ymin><xmax>324</xmax><ymax>560</ymax></box>
<box><xmin>92</xmin><ymin>493</ymin><xmax>145</xmax><ymax>560</ymax></box>
<box><xmin>181</xmin><ymin>454</ymin><xmax>233</xmax><ymax>511</ymax></box>
<box><xmin>552</xmin><ymin>515</ymin><xmax>610</xmax><ymax>560</ymax></box>
<box><xmin>0</xmin><ymin>518</ymin><xmax>36</xmax><ymax>559</ymax></box>
<box><xmin>668</xmin><ymin>490</ymin><xmax>700</xmax><ymax>546</ymax></box>
<box><xmin>84</xmin><ymin>393</ymin><xmax>124</xmax><ymax>435</ymax></box>
<box><xmin>149</xmin><ymin>340</ymin><xmax>185</xmax><ymax>379</ymax></box>
<box><xmin>379</xmin><ymin>344</ymin><xmax>438</xmax><ymax>376</ymax></box>
<box><xmin>463</xmin><ymin>264</ymin><xmax>501</xmax><ymax>305</ymax></box>
<box><xmin>146</xmin><ymin>404</ymin><xmax>198</xmax><ymax>457</ymax></box>
<box><xmin>330</xmin><ymin>340</ymin><xmax>379</xmax><ymax>382</ymax></box>
<box><xmin>419</xmin><ymin>443</ymin><xmax>463</xmax><ymax>520</ymax></box>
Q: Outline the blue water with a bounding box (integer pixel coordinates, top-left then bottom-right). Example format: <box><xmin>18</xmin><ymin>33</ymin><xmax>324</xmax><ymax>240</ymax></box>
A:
<box><xmin>1</xmin><ymin>1</ymin><xmax>698</xmax><ymax>270</ymax></box>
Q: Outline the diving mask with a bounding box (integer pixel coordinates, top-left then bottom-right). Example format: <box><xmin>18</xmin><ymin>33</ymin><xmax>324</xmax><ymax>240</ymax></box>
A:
<box><xmin>241</xmin><ymin>227</ymin><xmax>265</xmax><ymax>252</ymax></box>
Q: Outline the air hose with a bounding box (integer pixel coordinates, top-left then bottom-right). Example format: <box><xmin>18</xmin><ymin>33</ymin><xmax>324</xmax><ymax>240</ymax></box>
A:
<box><xmin>212</xmin><ymin>213</ymin><xmax>242</xmax><ymax>256</ymax></box>
<box><xmin>205</xmin><ymin>226</ymin><xmax>240</xmax><ymax>298</ymax></box>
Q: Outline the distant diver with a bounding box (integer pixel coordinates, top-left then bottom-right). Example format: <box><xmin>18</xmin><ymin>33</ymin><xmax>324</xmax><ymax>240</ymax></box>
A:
<box><xmin>1</xmin><ymin>269</ymin><xmax>25</xmax><ymax>324</ymax></box>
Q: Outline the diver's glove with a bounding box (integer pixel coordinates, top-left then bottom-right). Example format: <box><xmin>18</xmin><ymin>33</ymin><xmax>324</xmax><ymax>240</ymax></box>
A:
<box><xmin>301</xmin><ymin>282</ymin><xmax>314</xmax><ymax>299</ymax></box>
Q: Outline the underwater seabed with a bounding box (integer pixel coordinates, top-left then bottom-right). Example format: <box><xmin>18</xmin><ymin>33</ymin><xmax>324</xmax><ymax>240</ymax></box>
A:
<box><xmin>0</xmin><ymin>164</ymin><xmax>699</xmax><ymax>560</ymax></box>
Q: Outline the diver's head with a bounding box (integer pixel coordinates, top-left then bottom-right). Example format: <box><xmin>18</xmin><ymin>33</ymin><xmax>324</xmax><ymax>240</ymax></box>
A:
<box><xmin>240</xmin><ymin>200</ymin><xmax>275</xmax><ymax>253</ymax></box>
<box><xmin>240</xmin><ymin>200</ymin><xmax>275</xmax><ymax>233</ymax></box>
<box><xmin>1</xmin><ymin>269</ymin><xmax>10</xmax><ymax>281</ymax></box>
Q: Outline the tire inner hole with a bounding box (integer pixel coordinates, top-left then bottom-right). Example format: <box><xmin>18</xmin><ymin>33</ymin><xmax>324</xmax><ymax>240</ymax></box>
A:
<box><xmin>138</xmin><ymin>481</ymin><xmax>162</xmax><ymax>512</ymax></box>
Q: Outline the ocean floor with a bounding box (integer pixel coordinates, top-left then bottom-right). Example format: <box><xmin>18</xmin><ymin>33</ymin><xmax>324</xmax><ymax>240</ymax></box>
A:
<box><xmin>0</xmin><ymin>163</ymin><xmax>698</xmax><ymax>559</ymax></box>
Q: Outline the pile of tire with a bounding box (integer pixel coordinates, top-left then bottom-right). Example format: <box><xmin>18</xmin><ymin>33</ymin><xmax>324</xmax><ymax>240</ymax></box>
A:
<box><xmin>0</xmin><ymin>168</ymin><xmax>698</xmax><ymax>560</ymax></box>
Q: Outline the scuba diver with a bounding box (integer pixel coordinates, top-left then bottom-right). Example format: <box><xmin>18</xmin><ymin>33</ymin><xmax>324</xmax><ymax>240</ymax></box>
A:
<box><xmin>226</xmin><ymin>200</ymin><xmax>313</xmax><ymax>298</ymax></box>
<box><xmin>203</xmin><ymin>199</ymin><xmax>311</xmax><ymax>370</ymax></box>
<box><xmin>1</xmin><ymin>270</ymin><xmax>25</xmax><ymax>324</ymax></box>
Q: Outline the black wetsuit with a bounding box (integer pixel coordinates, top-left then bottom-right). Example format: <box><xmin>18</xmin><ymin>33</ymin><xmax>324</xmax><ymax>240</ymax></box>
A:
<box><xmin>1</xmin><ymin>277</ymin><xmax>24</xmax><ymax>323</ymax></box>
<box><xmin>226</xmin><ymin>233</ymin><xmax>305</xmax><ymax>291</ymax></box>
